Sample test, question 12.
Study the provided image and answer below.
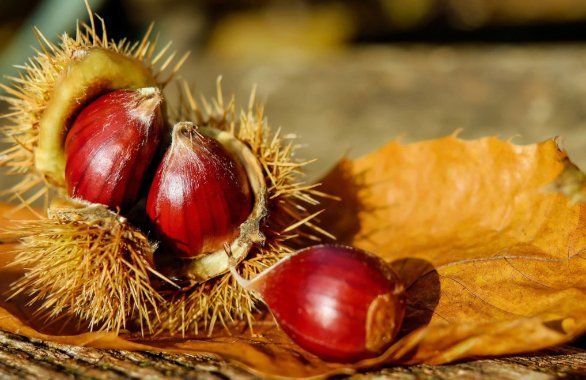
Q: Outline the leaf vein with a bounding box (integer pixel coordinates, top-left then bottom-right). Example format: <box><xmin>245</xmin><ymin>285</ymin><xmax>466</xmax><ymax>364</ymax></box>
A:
<box><xmin>503</xmin><ymin>257</ymin><xmax>554</xmax><ymax>289</ymax></box>
<box><xmin>441</xmin><ymin>275</ymin><xmax>525</xmax><ymax>318</ymax></box>
<box><xmin>436</xmin><ymin>255</ymin><xmax>563</xmax><ymax>271</ymax></box>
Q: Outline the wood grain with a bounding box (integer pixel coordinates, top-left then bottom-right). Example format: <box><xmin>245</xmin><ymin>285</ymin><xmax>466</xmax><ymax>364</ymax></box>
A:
<box><xmin>0</xmin><ymin>330</ymin><xmax>583</xmax><ymax>379</ymax></box>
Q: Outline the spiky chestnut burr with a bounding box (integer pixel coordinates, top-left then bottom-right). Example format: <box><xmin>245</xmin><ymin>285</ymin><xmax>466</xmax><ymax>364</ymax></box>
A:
<box><xmin>229</xmin><ymin>245</ymin><xmax>406</xmax><ymax>362</ymax></box>
<box><xmin>147</xmin><ymin>121</ymin><xmax>267</xmax><ymax>285</ymax></box>
<box><xmin>5</xmin><ymin>198</ymin><xmax>167</xmax><ymax>333</ymax></box>
<box><xmin>65</xmin><ymin>88</ymin><xmax>164</xmax><ymax>210</ymax></box>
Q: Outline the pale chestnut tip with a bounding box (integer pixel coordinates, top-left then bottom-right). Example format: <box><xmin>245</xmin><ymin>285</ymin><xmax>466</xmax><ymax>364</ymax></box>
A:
<box><xmin>147</xmin><ymin>122</ymin><xmax>268</xmax><ymax>285</ymax></box>
<box><xmin>131</xmin><ymin>87</ymin><xmax>163</xmax><ymax>125</ymax></box>
<box><xmin>170</xmin><ymin>121</ymin><xmax>206</xmax><ymax>149</ymax></box>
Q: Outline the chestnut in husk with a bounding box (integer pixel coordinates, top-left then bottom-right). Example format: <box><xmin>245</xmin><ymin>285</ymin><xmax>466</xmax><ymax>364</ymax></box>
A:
<box><xmin>146</xmin><ymin>121</ymin><xmax>268</xmax><ymax>285</ymax></box>
<box><xmin>147</xmin><ymin>121</ymin><xmax>252</xmax><ymax>258</ymax></box>
<box><xmin>64</xmin><ymin>87</ymin><xmax>164</xmax><ymax>210</ymax></box>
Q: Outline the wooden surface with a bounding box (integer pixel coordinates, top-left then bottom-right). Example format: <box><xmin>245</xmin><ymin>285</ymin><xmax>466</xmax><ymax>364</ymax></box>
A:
<box><xmin>0</xmin><ymin>329</ymin><xmax>583</xmax><ymax>379</ymax></box>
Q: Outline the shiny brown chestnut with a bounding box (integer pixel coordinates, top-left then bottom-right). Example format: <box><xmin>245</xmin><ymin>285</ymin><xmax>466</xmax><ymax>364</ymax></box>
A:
<box><xmin>146</xmin><ymin>121</ymin><xmax>267</xmax><ymax>284</ymax></box>
<box><xmin>64</xmin><ymin>87</ymin><xmax>164</xmax><ymax>210</ymax></box>
<box><xmin>229</xmin><ymin>244</ymin><xmax>406</xmax><ymax>363</ymax></box>
<box><xmin>146</xmin><ymin>122</ymin><xmax>253</xmax><ymax>259</ymax></box>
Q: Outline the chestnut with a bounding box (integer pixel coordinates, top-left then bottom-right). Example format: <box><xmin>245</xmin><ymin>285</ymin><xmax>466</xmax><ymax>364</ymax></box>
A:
<box><xmin>64</xmin><ymin>87</ymin><xmax>164</xmax><ymax>210</ymax></box>
<box><xmin>146</xmin><ymin>121</ymin><xmax>268</xmax><ymax>284</ymax></box>
<box><xmin>229</xmin><ymin>244</ymin><xmax>406</xmax><ymax>362</ymax></box>
<box><xmin>147</xmin><ymin>122</ymin><xmax>253</xmax><ymax>258</ymax></box>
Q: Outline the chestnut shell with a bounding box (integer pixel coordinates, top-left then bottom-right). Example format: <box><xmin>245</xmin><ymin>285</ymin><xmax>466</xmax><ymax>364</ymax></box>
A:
<box><xmin>241</xmin><ymin>244</ymin><xmax>406</xmax><ymax>362</ymax></box>
<box><xmin>146</xmin><ymin>122</ymin><xmax>253</xmax><ymax>259</ymax></box>
<box><xmin>64</xmin><ymin>88</ymin><xmax>164</xmax><ymax>210</ymax></box>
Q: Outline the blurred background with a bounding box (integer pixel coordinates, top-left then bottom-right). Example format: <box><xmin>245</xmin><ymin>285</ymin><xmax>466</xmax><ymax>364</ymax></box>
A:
<box><xmin>2</xmin><ymin>0</ymin><xmax>586</xmax><ymax>180</ymax></box>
